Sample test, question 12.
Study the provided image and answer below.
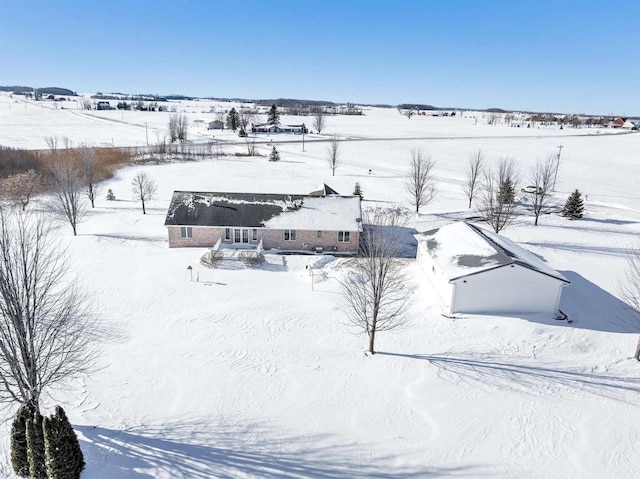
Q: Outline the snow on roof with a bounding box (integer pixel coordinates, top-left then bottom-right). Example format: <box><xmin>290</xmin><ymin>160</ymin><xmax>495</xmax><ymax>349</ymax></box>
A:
<box><xmin>416</xmin><ymin>222</ymin><xmax>569</xmax><ymax>283</ymax></box>
<box><xmin>165</xmin><ymin>191</ymin><xmax>362</xmax><ymax>231</ymax></box>
<box><xmin>308</xmin><ymin>184</ymin><xmax>340</xmax><ymax>196</ymax></box>
<box><xmin>264</xmin><ymin>195</ymin><xmax>362</xmax><ymax>231</ymax></box>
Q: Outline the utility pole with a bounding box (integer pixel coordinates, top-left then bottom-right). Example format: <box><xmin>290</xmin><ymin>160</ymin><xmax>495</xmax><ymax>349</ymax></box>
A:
<box><xmin>302</xmin><ymin>123</ymin><xmax>305</xmax><ymax>152</ymax></box>
<box><xmin>553</xmin><ymin>144</ymin><xmax>563</xmax><ymax>191</ymax></box>
<box><xmin>145</xmin><ymin>122</ymin><xmax>149</xmax><ymax>146</ymax></box>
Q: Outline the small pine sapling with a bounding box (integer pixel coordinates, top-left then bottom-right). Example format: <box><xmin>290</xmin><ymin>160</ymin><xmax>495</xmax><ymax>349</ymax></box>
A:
<box><xmin>44</xmin><ymin>407</ymin><xmax>85</xmax><ymax>479</ymax></box>
<box><xmin>56</xmin><ymin>406</ymin><xmax>85</xmax><ymax>477</ymax></box>
<box><xmin>562</xmin><ymin>189</ymin><xmax>584</xmax><ymax>220</ymax></box>
<box><xmin>269</xmin><ymin>146</ymin><xmax>280</xmax><ymax>162</ymax></box>
<box><xmin>26</xmin><ymin>411</ymin><xmax>46</xmax><ymax>479</ymax></box>
<box><xmin>498</xmin><ymin>178</ymin><xmax>516</xmax><ymax>204</ymax></box>
<box><xmin>10</xmin><ymin>405</ymin><xmax>34</xmax><ymax>477</ymax></box>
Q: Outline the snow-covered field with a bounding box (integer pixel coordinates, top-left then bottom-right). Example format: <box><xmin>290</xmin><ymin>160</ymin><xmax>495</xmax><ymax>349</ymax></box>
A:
<box><xmin>1</xmin><ymin>91</ymin><xmax>640</xmax><ymax>478</ymax></box>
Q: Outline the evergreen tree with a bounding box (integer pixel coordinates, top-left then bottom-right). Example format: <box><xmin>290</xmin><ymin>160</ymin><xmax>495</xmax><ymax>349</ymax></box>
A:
<box><xmin>57</xmin><ymin>406</ymin><xmax>85</xmax><ymax>477</ymax></box>
<box><xmin>26</xmin><ymin>411</ymin><xmax>46</xmax><ymax>479</ymax></box>
<box><xmin>44</xmin><ymin>407</ymin><xmax>85</xmax><ymax>479</ymax></box>
<box><xmin>562</xmin><ymin>189</ymin><xmax>584</xmax><ymax>219</ymax></box>
<box><xmin>43</xmin><ymin>415</ymin><xmax>62</xmax><ymax>479</ymax></box>
<box><xmin>267</xmin><ymin>104</ymin><xmax>280</xmax><ymax>125</ymax></box>
<box><xmin>10</xmin><ymin>405</ymin><xmax>34</xmax><ymax>477</ymax></box>
<box><xmin>353</xmin><ymin>182</ymin><xmax>363</xmax><ymax>199</ymax></box>
<box><xmin>226</xmin><ymin>108</ymin><xmax>239</xmax><ymax>131</ymax></box>
<box><xmin>269</xmin><ymin>146</ymin><xmax>280</xmax><ymax>162</ymax></box>
<box><xmin>498</xmin><ymin>178</ymin><xmax>515</xmax><ymax>204</ymax></box>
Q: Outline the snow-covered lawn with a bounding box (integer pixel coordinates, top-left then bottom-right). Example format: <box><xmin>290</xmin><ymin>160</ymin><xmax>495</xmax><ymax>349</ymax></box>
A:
<box><xmin>1</xmin><ymin>92</ymin><xmax>640</xmax><ymax>477</ymax></box>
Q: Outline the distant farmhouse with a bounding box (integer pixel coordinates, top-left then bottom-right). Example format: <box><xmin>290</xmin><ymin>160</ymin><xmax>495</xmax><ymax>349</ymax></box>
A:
<box><xmin>193</xmin><ymin>119</ymin><xmax>224</xmax><ymax>130</ymax></box>
<box><xmin>164</xmin><ymin>185</ymin><xmax>361</xmax><ymax>254</ymax></box>
<box><xmin>251</xmin><ymin>123</ymin><xmax>308</xmax><ymax>134</ymax></box>
<box><xmin>415</xmin><ymin>222</ymin><xmax>569</xmax><ymax>317</ymax></box>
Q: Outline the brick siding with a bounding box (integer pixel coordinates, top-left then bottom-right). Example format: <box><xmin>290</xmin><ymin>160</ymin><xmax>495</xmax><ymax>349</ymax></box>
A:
<box><xmin>168</xmin><ymin>226</ymin><xmax>359</xmax><ymax>253</ymax></box>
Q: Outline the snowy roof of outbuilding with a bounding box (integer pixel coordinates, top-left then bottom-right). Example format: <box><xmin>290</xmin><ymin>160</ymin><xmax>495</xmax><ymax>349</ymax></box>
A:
<box><xmin>308</xmin><ymin>184</ymin><xmax>339</xmax><ymax>196</ymax></box>
<box><xmin>415</xmin><ymin>222</ymin><xmax>569</xmax><ymax>283</ymax></box>
<box><xmin>165</xmin><ymin>191</ymin><xmax>362</xmax><ymax>231</ymax></box>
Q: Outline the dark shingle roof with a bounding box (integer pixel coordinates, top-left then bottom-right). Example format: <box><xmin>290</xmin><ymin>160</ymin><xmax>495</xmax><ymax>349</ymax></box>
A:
<box><xmin>164</xmin><ymin>191</ymin><xmax>306</xmax><ymax>227</ymax></box>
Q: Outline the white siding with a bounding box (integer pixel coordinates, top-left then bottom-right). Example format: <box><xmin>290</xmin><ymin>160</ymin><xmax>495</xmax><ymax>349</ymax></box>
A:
<box><xmin>450</xmin><ymin>264</ymin><xmax>565</xmax><ymax>316</ymax></box>
<box><xmin>416</xmin><ymin>242</ymin><xmax>454</xmax><ymax>312</ymax></box>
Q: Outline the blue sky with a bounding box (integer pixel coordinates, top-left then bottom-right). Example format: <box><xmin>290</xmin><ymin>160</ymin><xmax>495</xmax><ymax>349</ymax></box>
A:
<box><xmin>1</xmin><ymin>0</ymin><xmax>638</xmax><ymax>115</ymax></box>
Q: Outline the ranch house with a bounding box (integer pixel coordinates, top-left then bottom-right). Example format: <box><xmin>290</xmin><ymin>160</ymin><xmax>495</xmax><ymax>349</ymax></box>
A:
<box><xmin>164</xmin><ymin>186</ymin><xmax>362</xmax><ymax>254</ymax></box>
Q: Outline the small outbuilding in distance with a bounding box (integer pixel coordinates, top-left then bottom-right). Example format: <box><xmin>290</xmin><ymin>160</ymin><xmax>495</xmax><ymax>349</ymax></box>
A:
<box><xmin>415</xmin><ymin>222</ymin><xmax>569</xmax><ymax>318</ymax></box>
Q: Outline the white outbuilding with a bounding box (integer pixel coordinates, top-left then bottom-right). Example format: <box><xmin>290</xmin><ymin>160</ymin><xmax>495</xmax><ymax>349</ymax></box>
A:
<box><xmin>415</xmin><ymin>222</ymin><xmax>569</xmax><ymax>317</ymax></box>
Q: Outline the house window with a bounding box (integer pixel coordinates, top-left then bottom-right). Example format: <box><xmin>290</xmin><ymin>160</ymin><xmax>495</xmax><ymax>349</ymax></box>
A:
<box><xmin>180</xmin><ymin>226</ymin><xmax>193</xmax><ymax>239</ymax></box>
<box><xmin>225</xmin><ymin>228</ymin><xmax>231</xmax><ymax>240</ymax></box>
<box><xmin>252</xmin><ymin>229</ymin><xmax>258</xmax><ymax>241</ymax></box>
<box><xmin>316</xmin><ymin>231</ymin><xmax>322</xmax><ymax>238</ymax></box>
<box><xmin>338</xmin><ymin>231</ymin><xmax>350</xmax><ymax>243</ymax></box>
<box><xmin>284</xmin><ymin>230</ymin><xmax>297</xmax><ymax>241</ymax></box>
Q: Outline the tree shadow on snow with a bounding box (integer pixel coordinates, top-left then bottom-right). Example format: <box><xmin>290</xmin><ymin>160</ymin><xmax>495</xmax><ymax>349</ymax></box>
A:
<box><xmin>377</xmin><ymin>352</ymin><xmax>640</xmax><ymax>405</ymax></box>
<box><xmin>76</xmin><ymin>419</ymin><xmax>484</xmax><ymax>478</ymax></box>
<box><xmin>523</xmin><ymin>241</ymin><xmax>631</xmax><ymax>258</ymax></box>
<box><xmin>92</xmin><ymin>233</ymin><xmax>167</xmax><ymax>244</ymax></box>
<box><xmin>365</xmin><ymin>224</ymin><xmax>418</xmax><ymax>258</ymax></box>
<box><xmin>579</xmin><ymin>217</ymin><xmax>639</xmax><ymax>226</ymax></box>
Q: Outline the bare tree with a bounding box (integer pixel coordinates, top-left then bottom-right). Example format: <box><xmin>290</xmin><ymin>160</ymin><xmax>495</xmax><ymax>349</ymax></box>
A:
<box><xmin>340</xmin><ymin>208</ymin><xmax>410</xmax><ymax>354</ymax></box>
<box><xmin>486</xmin><ymin>113</ymin><xmax>500</xmax><ymax>126</ymax></box>
<box><xmin>78</xmin><ymin>147</ymin><xmax>102</xmax><ymax>208</ymax></box>
<box><xmin>403</xmin><ymin>110</ymin><xmax>415</xmax><ymax>120</ymax></box>
<box><xmin>504</xmin><ymin>113</ymin><xmax>514</xmax><ymax>126</ymax></box>
<box><xmin>527</xmin><ymin>155</ymin><xmax>556</xmax><ymax>226</ymax></box>
<box><xmin>44</xmin><ymin>136</ymin><xmax>59</xmax><ymax>153</ymax></box>
<box><xmin>131</xmin><ymin>171</ymin><xmax>158</xmax><ymax>214</ymax></box>
<box><xmin>618</xmin><ymin>244</ymin><xmax>640</xmax><ymax>360</ymax></box>
<box><xmin>327</xmin><ymin>136</ymin><xmax>340</xmax><ymax>176</ymax></box>
<box><xmin>168</xmin><ymin>116</ymin><xmax>178</xmax><ymax>143</ymax></box>
<box><xmin>246</xmin><ymin>137</ymin><xmax>257</xmax><ymax>156</ymax></box>
<box><xmin>0</xmin><ymin>170</ymin><xmax>44</xmax><ymax>211</ymax></box>
<box><xmin>405</xmin><ymin>148</ymin><xmax>437</xmax><ymax>213</ymax></box>
<box><xmin>479</xmin><ymin>158</ymin><xmax>520</xmax><ymax>233</ymax></box>
<box><xmin>462</xmin><ymin>150</ymin><xmax>484</xmax><ymax>209</ymax></box>
<box><xmin>49</xmin><ymin>156</ymin><xmax>86</xmax><ymax>236</ymax></box>
<box><xmin>313</xmin><ymin>110</ymin><xmax>326</xmax><ymax>133</ymax></box>
<box><xmin>0</xmin><ymin>210</ymin><xmax>96</xmax><ymax>409</ymax></box>
<box><xmin>238</xmin><ymin>109</ymin><xmax>257</xmax><ymax>131</ymax></box>
<box><xmin>168</xmin><ymin>114</ymin><xmax>188</xmax><ymax>143</ymax></box>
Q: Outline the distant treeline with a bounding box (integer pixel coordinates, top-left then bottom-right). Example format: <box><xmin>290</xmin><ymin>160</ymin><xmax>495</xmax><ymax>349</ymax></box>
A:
<box><xmin>0</xmin><ymin>86</ymin><xmax>77</xmax><ymax>96</ymax></box>
<box><xmin>91</xmin><ymin>93</ymin><xmax>168</xmax><ymax>101</ymax></box>
<box><xmin>397</xmin><ymin>103</ymin><xmax>438</xmax><ymax>111</ymax></box>
<box><xmin>398</xmin><ymin>104</ymin><xmax>509</xmax><ymax>114</ymax></box>
<box><xmin>0</xmin><ymin>85</ymin><xmax>33</xmax><ymax>93</ymax></box>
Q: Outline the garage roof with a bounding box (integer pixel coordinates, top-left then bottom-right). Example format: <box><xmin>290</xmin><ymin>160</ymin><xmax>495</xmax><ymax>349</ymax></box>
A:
<box><xmin>416</xmin><ymin>222</ymin><xmax>569</xmax><ymax>283</ymax></box>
